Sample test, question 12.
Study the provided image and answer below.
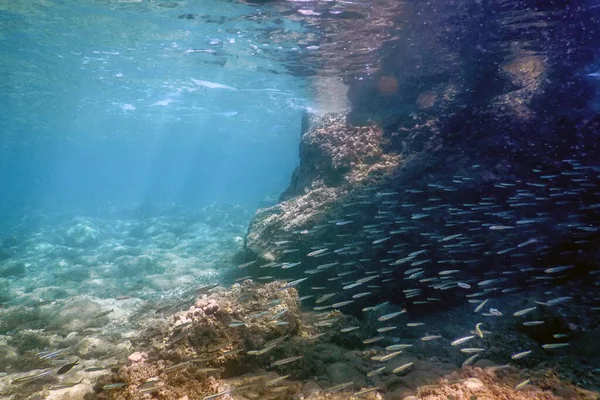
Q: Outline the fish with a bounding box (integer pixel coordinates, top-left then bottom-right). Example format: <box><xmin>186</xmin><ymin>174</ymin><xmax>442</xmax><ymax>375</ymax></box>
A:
<box><xmin>460</xmin><ymin>348</ymin><xmax>485</xmax><ymax>353</ymax></box>
<box><xmin>544</xmin><ymin>265</ymin><xmax>574</xmax><ymax>274</ymax></box>
<box><xmin>236</xmin><ymin>260</ymin><xmax>257</xmax><ymax>269</ymax></box>
<box><xmin>421</xmin><ymin>335</ymin><xmax>442</xmax><ymax>341</ymax></box>
<box><xmin>271</xmin><ymin>356</ymin><xmax>303</xmax><ymax>366</ymax></box>
<box><xmin>522</xmin><ymin>321</ymin><xmax>545</xmax><ymax>326</ymax></box>
<box><xmin>378</xmin><ymin>310</ymin><xmax>406</xmax><ymax>321</ymax></box>
<box><xmin>164</xmin><ymin>361</ymin><xmax>190</xmax><ymax>372</ymax></box>
<box><xmin>202</xmin><ymin>389</ymin><xmax>232</xmax><ymax>400</ymax></box>
<box><xmin>513</xmin><ymin>307</ymin><xmax>536</xmax><ymax>317</ymax></box>
<box><xmin>451</xmin><ymin>335</ymin><xmax>475</xmax><ymax>346</ymax></box>
<box><xmin>363</xmin><ymin>336</ymin><xmax>385</xmax><ymax>344</ymax></box>
<box><xmin>102</xmin><ymin>382</ymin><xmax>128</xmax><ymax>390</ymax></box>
<box><xmin>474</xmin><ymin>299</ymin><xmax>489</xmax><ymax>313</ymax></box>
<box><xmin>191</xmin><ymin>78</ymin><xmax>237</xmax><ymax>90</ymax></box>
<box><xmin>367</xmin><ymin>366</ymin><xmax>386</xmax><ymax>377</ymax></box>
<box><xmin>331</xmin><ymin>300</ymin><xmax>354</xmax><ymax>308</ymax></box>
<box><xmin>341</xmin><ymin>326</ymin><xmax>360</xmax><ymax>333</ymax></box>
<box><xmin>354</xmin><ymin>387</ymin><xmax>379</xmax><ymax>396</ymax></box>
<box><xmin>392</xmin><ymin>362</ymin><xmax>413</xmax><ymax>374</ymax></box>
<box><xmin>462</xmin><ymin>354</ymin><xmax>479</xmax><ymax>366</ymax></box>
<box><xmin>49</xmin><ymin>378</ymin><xmax>84</xmax><ymax>390</ymax></box>
<box><xmin>11</xmin><ymin>369</ymin><xmax>52</xmax><ymax>384</ymax></box>
<box><xmin>84</xmin><ymin>367</ymin><xmax>106</xmax><ymax>372</ymax></box>
<box><xmin>323</xmin><ymin>381</ymin><xmax>354</xmax><ymax>392</ymax></box>
<box><xmin>511</xmin><ymin>350</ymin><xmax>532</xmax><ymax>360</ymax></box>
<box><xmin>515</xmin><ymin>379</ymin><xmax>531</xmax><ymax>390</ymax></box>
<box><xmin>372</xmin><ymin>236</ymin><xmax>391</xmax><ymax>244</ymax></box>
<box><xmin>474</xmin><ymin>323</ymin><xmax>484</xmax><ymax>338</ymax></box>
<box><xmin>541</xmin><ymin>343</ymin><xmax>570</xmax><ymax>349</ymax></box>
<box><xmin>372</xmin><ymin>350</ymin><xmax>403</xmax><ymax>362</ymax></box>
<box><xmin>307</xmin><ymin>248</ymin><xmax>328</xmax><ymax>257</ymax></box>
<box><xmin>265</xmin><ymin>375</ymin><xmax>290</xmax><ymax>386</ymax></box>
<box><xmin>386</xmin><ymin>344</ymin><xmax>413</xmax><ymax>351</ymax></box>
<box><xmin>93</xmin><ymin>309</ymin><xmax>114</xmax><ymax>319</ymax></box>
<box><xmin>247</xmin><ymin>345</ymin><xmax>276</xmax><ymax>356</ymax></box>
<box><xmin>57</xmin><ymin>359</ymin><xmax>79</xmax><ymax>374</ymax></box>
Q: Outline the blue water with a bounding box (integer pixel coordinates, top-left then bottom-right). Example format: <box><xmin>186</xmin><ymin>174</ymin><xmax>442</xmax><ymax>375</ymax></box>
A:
<box><xmin>0</xmin><ymin>0</ymin><xmax>310</xmax><ymax>219</ymax></box>
<box><xmin>1</xmin><ymin>1</ymin><xmax>599</xmax><ymax>399</ymax></box>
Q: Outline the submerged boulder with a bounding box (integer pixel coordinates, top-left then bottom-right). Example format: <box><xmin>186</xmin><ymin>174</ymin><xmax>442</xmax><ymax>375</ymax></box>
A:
<box><xmin>153</xmin><ymin>232</ymin><xmax>178</xmax><ymax>249</ymax></box>
<box><xmin>114</xmin><ymin>254</ymin><xmax>160</xmax><ymax>277</ymax></box>
<box><xmin>64</xmin><ymin>221</ymin><xmax>102</xmax><ymax>247</ymax></box>
<box><xmin>0</xmin><ymin>261</ymin><xmax>26</xmax><ymax>277</ymax></box>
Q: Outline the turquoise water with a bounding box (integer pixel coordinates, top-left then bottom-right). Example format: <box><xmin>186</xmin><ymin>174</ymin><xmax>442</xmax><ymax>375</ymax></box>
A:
<box><xmin>1</xmin><ymin>1</ymin><xmax>600</xmax><ymax>400</ymax></box>
<box><xmin>0</xmin><ymin>0</ymin><xmax>309</xmax><ymax>217</ymax></box>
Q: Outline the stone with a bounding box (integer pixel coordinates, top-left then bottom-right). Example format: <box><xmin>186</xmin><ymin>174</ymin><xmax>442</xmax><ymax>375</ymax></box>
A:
<box><xmin>0</xmin><ymin>261</ymin><xmax>26</xmax><ymax>277</ymax></box>
<box><xmin>153</xmin><ymin>232</ymin><xmax>178</xmax><ymax>249</ymax></box>
<box><xmin>128</xmin><ymin>351</ymin><xmax>146</xmax><ymax>363</ymax></box>
<box><xmin>302</xmin><ymin>380</ymin><xmax>321</xmax><ymax>397</ymax></box>
<box><xmin>64</xmin><ymin>222</ymin><xmax>102</xmax><ymax>247</ymax></box>
<box><xmin>114</xmin><ymin>255</ymin><xmax>159</xmax><ymax>277</ymax></box>
<box><xmin>325</xmin><ymin>361</ymin><xmax>365</xmax><ymax>387</ymax></box>
<box><xmin>0</xmin><ymin>344</ymin><xmax>19</xmax><ymax>370</ymax></box>
<box><xmin>463</xmin><ymin>377</ymin><xmax>485</xmax><ymax>390</ymax></box>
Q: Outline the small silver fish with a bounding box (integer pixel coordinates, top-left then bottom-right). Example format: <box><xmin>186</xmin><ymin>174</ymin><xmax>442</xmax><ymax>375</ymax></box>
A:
<box><xmin>515</xmin><ymin>379</ymin><xmax>531</xmax><ymax>390</ymax></box>
<box><xmin>451</xmin><ymin>335</ymin><xmax>475</xmax><ymax>346</ymax></box>
<box><xmin>363</xmin><ymin>336</ymin><xmax>385</xmax><ymax>344</ymax></box>
<box><xmin>392</xmin><ymin>362</ymin><xmax>413</xmax><ymax>373</ymax></box>
<box><xmin>511</xmin><ymin>350</ymin><xmax>532</xmax><ymax>360</ymax></box>
<box><xmin>542</xmin><ymin>343</ymin><xmax>569</xmax><ymax>349</ymax></box>
<box><xmin>513</xmin><ymin>307</ymin><xmax>536</xmax><ymax>317</ymax></box>
<box><xmin>265</xmin><ymin>375</ymin><xmax>290</xmax><ymax>386</ymax></box>
<box><xmin>377</xmin><ymin>310</ymin><xmax>406</xmax><ymax>322</ymax></box>
<box><xmin>323</xmin><ymin>381</ymin><xmax>353</xmax><ymax>393</ymax></box>
<box><xmin>271</xmin><ymin>356</ymin><xmax>303</xmax><ymax>366</ymax></box>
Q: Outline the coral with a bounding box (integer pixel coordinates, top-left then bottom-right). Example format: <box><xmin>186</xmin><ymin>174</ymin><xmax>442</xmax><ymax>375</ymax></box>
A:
<box><xmin>414</xmin><ymin>366</ymin><xmax>599</xmax><ymax>400</ymax></box>
<box><xmin>303</xmin><ymin>114</ymin><xmax>385</xmax><ymax>171</ymax></box>
<box><xmin>94</xmin><ymin>282</ymin><xmax>366</xmax><ymax>400</ymax></box>
<box><xmin>246</xmin><ymin>112</ymin><xmax>400</xmax><ymax>262</ymax></box>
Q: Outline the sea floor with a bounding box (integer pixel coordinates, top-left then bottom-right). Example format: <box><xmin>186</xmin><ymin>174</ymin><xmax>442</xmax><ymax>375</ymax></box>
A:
<box><xmin>0</xmin><ymin>208</ymin><xmax>598</xmax><ymax>400</ymax></box>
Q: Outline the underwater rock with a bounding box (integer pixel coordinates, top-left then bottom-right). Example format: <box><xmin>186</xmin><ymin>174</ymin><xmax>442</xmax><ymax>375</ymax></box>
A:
<box><xmin>128</xmin><ymin>351</ymin><xmax>147</xmax><ymax>363</ymax></box>
<box><xmin>114</xmin><ymin>254</ymin><xmax>160</xmax><ymax>277</ymax></box>
<box><xmin>99</xmin><ymin>244</ymin><xmax>141</xmax><ymax>262</ymax></box>
<box><xmin>302</xmin><ymin>379</ymin><xmax>322</xmax><ymax>397</ymax></box>
<box><xmin>326</xmin><ymin>361</ymin><xmax>366</xmax><ymax>387</ymax></box>
<box><xmin>2</xmin><ymin>235</ymin><xmax>18</xmax><ymax>249</ymax></box>
<box><xmin>0</xmin><ymin>279</ymin><xmax>13</xmax><ymax>303</ymax></box>
<box><xmin>0</xmin><ymin>344</ymin><xmax>18</xmax><ymax>370</ymax></box>
<box><xmin>7</xmin><ymin>329</ymin><xmax>51</xmax><ymax>353</ymax></box>
<box><xmin>0</xmin><ymin>248</ymin><xmax>13</xmax><ymax>261</ymax></box>
<box><xmin>64</xmin><ymin>221</ymin><xmax>102</xmax><ymax>247</ymax></box>
<box><xmin>144</xmin><ymin>274</ymin><xmax>195</xmax><ymax>291</ymax></box>
<box><xmin>463</xmin><ymin>377</ymin><xmax>485</xmax><ymax>390</ymax></box>
<box><xmin>245</xmin><ymin>112</ymin><xmax>400</xmax><ymax>262</ymax></box>
<box><xmin>153</xmin><ymin>232</ymin><xmax>178</xmax><ymax>249</ymax></box>
<box><xmin>47</xmin><ymin>298</ymin><xmax>103</xmax><ymax>333</ymax></box>
<box><xmin>0</xmin><ymin>261</ymin><xmax>26</xmax><ymax>277</ymax></box>
<box><xmin>74</xmin><ymin>335</ymin><xmax>125</xmax><ymax>358</ymax></box>
<box><xmin>0</xmin><ymin>306</ymin><xmax>54</xmax><ymax>335</ymax></box>
<box><xmin>53</xmin><ymin>265</ymin><xmax>90</xmax><ymax>282</ymax></box>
